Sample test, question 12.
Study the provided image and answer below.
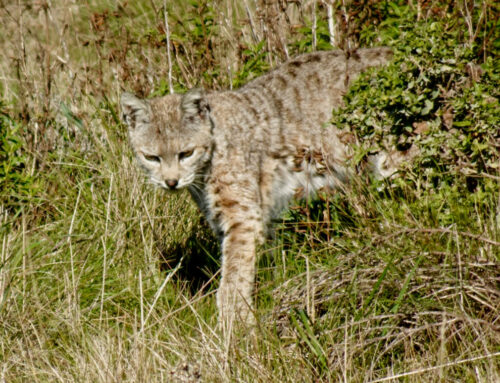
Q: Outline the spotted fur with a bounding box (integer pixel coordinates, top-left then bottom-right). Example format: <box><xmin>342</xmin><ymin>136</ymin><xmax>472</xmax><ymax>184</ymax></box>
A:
<box><xmin>121</xmin><ymin>48</ymin><xmax>405</xmax><ymax>327</ymax></box>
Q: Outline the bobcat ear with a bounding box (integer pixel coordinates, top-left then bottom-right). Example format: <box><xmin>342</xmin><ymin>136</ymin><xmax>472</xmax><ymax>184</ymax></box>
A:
<box><xmin>120</xmin><ymin>92</ymin><xmax>151</xmax><ymax>130</ymax></box>
<box><xmin>181</xmin><ymin>88</ymin><xmax>210</xmax><ymax>123</ymax></box>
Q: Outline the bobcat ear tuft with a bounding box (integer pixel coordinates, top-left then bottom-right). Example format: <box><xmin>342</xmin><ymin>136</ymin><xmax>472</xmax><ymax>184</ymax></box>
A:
<box><xmin>181</xmin><ymin>88</ymin><xmax>210</xmax><ymax>123</ymax></box>
<box><xmin>120</xmin><ymin>92</ymin><xmax>150</xmax><ymax>130</ymax></box>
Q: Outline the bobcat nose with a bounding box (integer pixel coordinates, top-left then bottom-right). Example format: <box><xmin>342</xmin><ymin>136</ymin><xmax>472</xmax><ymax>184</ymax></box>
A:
<box><xmin>166</xmin><ymin>179</ymin><xmax>178</xmax><ymax>189</ymax></box>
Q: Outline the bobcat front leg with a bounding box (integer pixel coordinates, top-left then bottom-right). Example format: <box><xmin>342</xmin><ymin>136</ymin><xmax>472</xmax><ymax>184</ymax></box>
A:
<box><xmin>211</xmin><ymin>188</ymin><xmax>264</xmax><ymax>327</ymax></box>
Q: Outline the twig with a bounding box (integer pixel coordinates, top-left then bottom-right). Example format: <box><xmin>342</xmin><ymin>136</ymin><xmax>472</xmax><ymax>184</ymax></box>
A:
<box><xmin>311</xmin><ymin>0</ymin><xmax>317</xmax><ymax>50</ymax></box>
<box><xmin>461</xmin><ymin>0</ymin><xmax>475</xmax><ymax>46</ymax></box>
<box><xmin>478</xmin><ymin>172</ymin><xmax>500</xmax><ymax>181</ymax></box>
<box><xmin>16</xmin><ymin>0</ymin><xmax>29</xmax><ymax>124</ymax></box>
<box><xmin>243</xmin><ymin>0</ymin><xmax>259</xmax><ymax>43</ymax></box>
<box><xmin>324</xmin><ymin>1</ymin><xmax>335</xmax><ymax>47</ymax></box>
<box><xmin>99</xmin><ymin>173</ymin><xmax>113</xmax><ymax>323</ymax></box>
<box><xmin>348</xmin><ymin>225</ymin><xmax>499</xmax><ymax>262</ymax></box>
<box><xmin>163</xmin><ymin>0</ymin><xmax>174</xmax><ymax>94</ymax></box>
<box><xmin>341</xmin><ymin>0</ymin><xmax>350</xmax><ymax>51</ymax></box>
<box><xmin>393</xmin><ymin>225</ymin><xmax>500</xmax><ymax>247</ymax></box>
<box><xmin>67</xmin><ymin>187</ymin><xmax>82</xmax><ymax>305</ymax></box>
<box><xmin>368</xmin><ymin>351</ymin><xmax>500</xmax><ymax>383</ymax></box>
<box><xmin>141</xmin><ymin>254</ymin><xmax>185</xmax><ymax>331</ymax></box>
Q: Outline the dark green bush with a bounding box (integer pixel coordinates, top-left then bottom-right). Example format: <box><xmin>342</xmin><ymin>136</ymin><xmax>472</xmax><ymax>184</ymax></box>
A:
<box><xmin>334</xmin><ymin>19</ymin><xmax>499</xmax><ymax>188</ymax></box>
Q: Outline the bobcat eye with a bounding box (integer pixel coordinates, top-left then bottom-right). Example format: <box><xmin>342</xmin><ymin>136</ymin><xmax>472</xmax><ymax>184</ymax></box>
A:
<box><xmin>144</xmin><ymin>154</ymin><xmax>160</xmax><ymax>163</ymax></box>
<box><xmin>179</xmin><ymin>149</ymin><xmax>194</xmax><ymax>160</ymax></box>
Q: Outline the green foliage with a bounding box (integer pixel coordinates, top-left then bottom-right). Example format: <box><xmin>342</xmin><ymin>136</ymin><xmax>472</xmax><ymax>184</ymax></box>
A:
<box><xmin>290</xmin><ymin>309</ymin><xmax>328</xmax><ymax>376</ymax></box>
<box><xmin>168</xmin><ymin>0</ymin><xmax>222</xmax><ymax>88</ymax></box>
<box><xmin>333</xmin><ymin>20</ymin><xmax>499</xmax><ymax>188</ymax></box>
<box><xmin>0</xmin><ymin>100</ymin><xmax>33</xmax><ymax>207</ymax></box>
<box><xmin>231</xmin><ymin>41</ymin><xmax>271</xmax><ymax>88</ymax></box>
<box><xmin>291</xmin><ymin>19</ymin><xmax>333</xmax><ymax>53</ymax></box>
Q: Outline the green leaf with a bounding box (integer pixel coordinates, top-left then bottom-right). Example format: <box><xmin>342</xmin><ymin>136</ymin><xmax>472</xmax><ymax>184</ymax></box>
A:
<box><xmin>422</xmin><ymin>99</ymin><xmax>434</xmax><ymax>115</ymax></box>
<box><xmin>453</xmin><ymin>120</ymin><xmax>472</xmax><ymax>127</ymax></box>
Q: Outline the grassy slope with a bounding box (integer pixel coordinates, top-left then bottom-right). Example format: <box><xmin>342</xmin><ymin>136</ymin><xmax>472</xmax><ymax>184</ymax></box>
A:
<box><xmin>0</xmin><ymin>1</ymin><xmax>499</xmax><ymax>382</ymax></box>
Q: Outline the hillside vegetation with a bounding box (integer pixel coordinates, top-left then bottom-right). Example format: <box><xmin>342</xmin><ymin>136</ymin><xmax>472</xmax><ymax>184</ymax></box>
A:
<box><xmin>0</xmin><ymin>1</ymin><xmax>498</xmax><ymax>381</ymax></box>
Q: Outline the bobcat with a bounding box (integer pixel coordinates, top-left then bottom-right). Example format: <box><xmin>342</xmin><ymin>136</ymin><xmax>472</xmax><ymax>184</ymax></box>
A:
<box><xmin>121</xmin><ymin>48</ymin><xmax>399</xmax><ymax>327</ymax></box>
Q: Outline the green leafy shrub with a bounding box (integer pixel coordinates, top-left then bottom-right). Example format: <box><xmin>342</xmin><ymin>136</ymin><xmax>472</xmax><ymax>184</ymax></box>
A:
<box><xmin>334</xmin><ymin>20</ymin><xmax>499</xmax><ymax>188</ymax></box>
<box><xmin>231</xmin><ymin>41</ymin><xmax>271</xmax><ymax>88</ymax></box>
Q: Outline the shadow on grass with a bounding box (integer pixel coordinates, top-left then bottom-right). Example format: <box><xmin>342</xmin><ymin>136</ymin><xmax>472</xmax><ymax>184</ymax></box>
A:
<box><xmin>158</xmin><ymin>218</ymin><xmax>220</xmax><ymax>294</ymax></box>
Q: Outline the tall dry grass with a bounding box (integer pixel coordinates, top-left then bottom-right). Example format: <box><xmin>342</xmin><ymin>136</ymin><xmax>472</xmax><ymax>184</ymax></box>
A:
<box><xmin>0</xmin><ymin>0</ymin><xmax>498</xmax><ymax>382</ymax></box>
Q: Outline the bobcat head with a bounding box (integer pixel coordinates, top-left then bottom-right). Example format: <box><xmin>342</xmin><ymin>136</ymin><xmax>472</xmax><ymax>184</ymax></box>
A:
<box><xmin>120</xmin><ymin>92</ymin><xmax>213</xmax><ymax>190</ymax></box>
